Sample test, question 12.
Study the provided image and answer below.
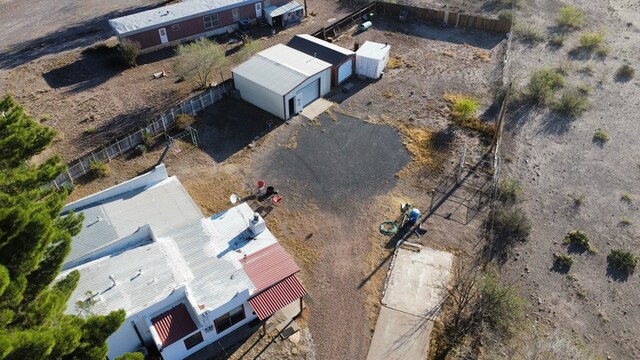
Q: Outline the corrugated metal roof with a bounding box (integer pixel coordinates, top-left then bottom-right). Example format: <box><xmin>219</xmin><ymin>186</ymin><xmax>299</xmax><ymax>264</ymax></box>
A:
<box><xmin>248</xmin><ymin>275</ymin><xmax>307</xmax><ymax>320</ymax></box>
<box><xmin>108</xmin><ymin>0</ymin><xmax>259</xmax><ymax>36</ymax></box>
<box><xmin>65</xmin><ymin>177</ymin><xmax>203</xmax><ymax>267</ymax></box>
<box><xmin>356</xmin><ymin>40</ymin><xmax>390</xmax><ymax>60</ymax></box>
<box><xmin>152</xmin><ymin>303</ymin><xmax>198</xmax><ymax>348</ymax></box>
<box><xmin>287</xmin><ymin>34</ymin><xmax>354</xmax><ymax>66</ymax></box>
<box><xmin>232</xmin><ymin>44</ymin><xmax>331</xmax><ymax>96</ymax></box>
<box><xmin>241</xmin><ymin>242</ymin><xmax>300</xmax><ymax>292</ymax></box>
<box><xmin>266</xmin><ymin>0</ymin><xmax>303</xmax><ymax>18</ymax></box>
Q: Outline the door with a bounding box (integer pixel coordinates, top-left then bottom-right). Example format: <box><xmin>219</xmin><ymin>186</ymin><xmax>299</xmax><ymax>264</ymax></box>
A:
<box><xmin>295</xmin><ymin>93</ymin><xmax>303</xmax><ymax>114</ymax></box>
<box><xmin>298</xmin><ymin>79</ymin><xmax>320</xmax><ymax>108</ymax></box>
<box><xmin>158</xmin><ymin>28</ymin><xmax>168</xmax><ymax>44</ymax></box>
<box><xmin>337</xmin><ymin>59</ymin><xmax>353</xmax><ymax>84</ymax></box>
<box><xmin>255</xmin><ymin>2</ymin><xmax>262</xmax><ymax>18</ymax></box>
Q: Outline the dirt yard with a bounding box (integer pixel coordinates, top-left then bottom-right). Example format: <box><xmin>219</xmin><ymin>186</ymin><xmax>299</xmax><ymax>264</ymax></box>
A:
<box><xmin>497</xmin><ymin>0</ymin><xmax>640</xmax><ymax>359</ymax></box>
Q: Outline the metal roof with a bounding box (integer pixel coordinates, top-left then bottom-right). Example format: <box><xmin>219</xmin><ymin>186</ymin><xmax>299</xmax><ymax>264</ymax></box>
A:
<box><xmin>108</xmin><ymin>0</ymin><xmax>259</xmax><ymax>36</ymax></box>
<box><xmin>356</xmin><ymin>40</ymin><xmax>390</xmax><ymax>60</ymax></box>
<box><xmin>232</xmin><ymin>44</ymin><xmax>331</xmax><ymax>96</ymax></box>
<box><xmin>248</xmin><ymin>275</ymin><xmax>306</xmax><ymax>320</ymax></box>
<box><xmin>287</xmin><ymin>34</ymin><xmax>354</xmax><ymax>66</ymax></box>
<box><xmin>241</xmin><ymin>242</ymin><xmax>300</xmax><ymax>293</ymax></box>
<box><xmin>265</xmin><ymin>1</ymin><xmax>303</xmax><ymax>18</ymax></box>
<box><xmin>151</xmin><ymin>303</ymin><xmax>198</xmax><ymax>348</ymax></box>
<box><xmin>63</xmin><ymin>177</ymin><xmax>203</xmax><ymax>268</ymax></box>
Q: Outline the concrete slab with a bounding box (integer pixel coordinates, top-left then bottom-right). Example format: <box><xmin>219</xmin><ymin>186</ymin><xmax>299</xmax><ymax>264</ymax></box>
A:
<box><xmin>382</xmin><ymin>247</ymin><xmax>454</xmax><ymax>319</ymax></box>
<box><xmin>300</xmin><ymin>98</ymin><xmax>334</xmax><ymax>119</ymax></box>
<box><xmin>366</xmin><ymin>307</ymin><xmax>433</xmax><ymax>360</ymax></box>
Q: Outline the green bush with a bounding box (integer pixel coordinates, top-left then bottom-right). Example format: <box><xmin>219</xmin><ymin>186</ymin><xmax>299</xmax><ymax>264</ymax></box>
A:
<box><xmin>514</xmin><ymin>24</ymin><xmax>545</xmax><ymax>43</ymax></box>
<box><xmin>557</xmin><ymin>6</ymin><xmax>584</xmax><ymax>29</ymax></box>
<box><xmin>135</xmin><ymin>144</ymin><xmax>147</xmax><ymax>155</ymax></box>
<box><xmin>141</xmin><ymin>130</ymin><xmax>153</xmax><ymax>147</ymax></box>
<box><xmin>593</xmin><ymin>129</ymin><xmax>610</xmax><ymax>143</ymax></box>
<box><xmin>499</xmin><ymin>0</ymin><xmax>525</xmax><ymax>7</ymax></box>
<box><xmin>89</xmin><ymin>159</ymin><xmax>109</xmax><ymax>178</ymax></box>
<box><xmin>119</xmin><ymin>39</ymin><xmax>140</xmax><ymax>67</ymax></box>
<box><xmin>579</xmin><ymin>30</ymin><xmax>605</xmax><ymax>49</ymax></box>
<box><xmin>477</xmin><ymin>271</ymin><xmax>525</xmax><ymax>336</ymax></box>
<box><xmin>498</xmin><ymin>10</ymin><xmax>515</xmax><ymax>23</ymax></box>
<box><xmin>452</xmin><ymin>97</ymin><xmax>479</xmax><ymax>121</ymax></box>
<box><xmin>564</xmin><ymin>230</ymin><xmax>589</xmax><ymax>249</ymax></box>
<box><xmin>553</xmin><ymin>88</ymin><xmax>589</xmax><ymax>117</ymax></box>
<box><xmin>608</xmin><ymin>249</ymin><xmax>638</xmax><ymax>274</ymax></box>
<box><xmin>493</xmin><ymin>206</ymin><xmax>531</xmax><ymax>242</ymax></box>
<box><xmin>596</xmin><ymin>45</ymin><xmax>611</xmax><ymax>57</ymax></box>
<box><xmin>175</xmin><ymin>113</ymin><xmax>195</xmax><ymax>130</ymax></box>
<box><xmin>497</xmin><ymin>178</ymin><xmax>522</xmax><ymax>204</ymax></box>
<box><xmin>554</xmin><ymin>253</ymin><xmax>574</xmax><ymax>268</ymax></box>
<box><xmin>549</xmin><ymin>34</ymin><xmax>565</xmax><ymax>47</ymax></box>
<box><xmin>616</xmin><ymin>64</ymin><xmax>635</xmax><ymax>80</ymax></box>
<box><xmin>526</xmin><ymin>68</ymin><xmax>565</xmax><ymax>104</ymax></box>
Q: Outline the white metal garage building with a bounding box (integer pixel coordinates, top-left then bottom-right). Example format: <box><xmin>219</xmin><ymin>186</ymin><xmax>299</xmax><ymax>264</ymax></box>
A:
<box><xmin>232</xmin><ymin>44</ymin><xmax>332</xmax><ymax>120</ymax></box>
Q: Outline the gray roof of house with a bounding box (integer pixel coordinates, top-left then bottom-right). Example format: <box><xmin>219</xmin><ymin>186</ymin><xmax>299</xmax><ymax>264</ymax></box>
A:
<box><xmin>108</xmin><ymin>0</ymin><xmax>259</xmax><ymax>36</ymax></box>
<box><xmin>287</xmin><ymin>34</ymin><xmax>354</xmax><ymax>66</ymax></box>
<box><xmin>232</xmin><ymin>44</ymin><xmax>331</xmax><ymax>96</ymax></box>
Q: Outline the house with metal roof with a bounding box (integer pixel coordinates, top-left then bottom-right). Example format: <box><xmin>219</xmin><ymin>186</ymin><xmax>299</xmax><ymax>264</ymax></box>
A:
<box><xmin>287</xmin><ymin>34</ymin><xmax>355</xmax><ymax>87</ymax></box>
<box><xmin>108</xmin><ymin>0</ymin><xmax>294</xmax><ymax>53</ymax></box>
<box><xmin>58</xmin><ymin>164</ymin><xmax>306</xmax><ymax>360</ymax></box>
<box><xmin>232</xmin><ymin>43</ymin><xmax>332</xmax><ymax>119</ymax></box>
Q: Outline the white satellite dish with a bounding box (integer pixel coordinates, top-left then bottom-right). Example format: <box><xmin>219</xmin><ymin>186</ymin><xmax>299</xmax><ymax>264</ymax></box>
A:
<box><xmin>229</xmin><ymin>193</ymin><xmax>239</xmax><ymax>204</ymax></box>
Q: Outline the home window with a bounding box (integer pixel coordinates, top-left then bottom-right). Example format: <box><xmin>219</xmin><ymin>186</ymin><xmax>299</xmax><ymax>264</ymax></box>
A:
<box><xmin>203</xmin><ymin>14</ymin><xmax>219</xmax><ymax>29</ymax></box>
<box><xmin>171</xmin><ymin>24</ymin><xmax>180</xmax><ymax>31</ymax></box>
<box><xmin>183</xmin><ymin>331</ymin><xmax>204</xmax><ymax>350</ymax></box>
<box><xmin>232</xmin><ymin>8</ymin><xmax>240</xmax><ymax>21</ymax></box>
<box><xmin>214</xmin><ymin>305</ymin><xmax>245</xmax><ymax>333</ymax></box>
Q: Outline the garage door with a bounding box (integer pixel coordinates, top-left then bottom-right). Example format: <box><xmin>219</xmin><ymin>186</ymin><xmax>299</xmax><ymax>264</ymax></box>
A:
<box><xmin>299</xmin><ymin>79</ymin><xmax>319</xmax><ymax>107</ymax></box>
<box><xmin>337</xmin><ymin>59</ymin><xmax>353</xmax><ymax>84</ymax></box>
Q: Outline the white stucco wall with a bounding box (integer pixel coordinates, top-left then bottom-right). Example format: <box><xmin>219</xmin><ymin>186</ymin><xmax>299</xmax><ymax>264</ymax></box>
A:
<box><xmin>107</xmin><ymin>318</ymin><xmax>145</xmax><ymax>360</ymax></box>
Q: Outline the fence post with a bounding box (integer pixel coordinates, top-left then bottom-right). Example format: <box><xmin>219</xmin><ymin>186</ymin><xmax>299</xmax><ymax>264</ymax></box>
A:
<box><xmin>200</xmin><ymin>94</ymin><xmax>205</xmax><ymax>109</ymax></box>
<box><xmin>161</xmin><ymin>115</ymin><xmax>167</xmax><ymax>132</ymax></box>
<box><xmin>105</xmin><ymin>147</ymin><xmax>111</xmax><ymax>161</ymax></box>
<box><xmin>78</xmin><ymin>160</ymin><xmax>86</xmax><ymax>175</ymax></box>
<box><xmin>66</xmin><ymin>169</ymin><xmax>74</xmax><ymax>184</ymax></box>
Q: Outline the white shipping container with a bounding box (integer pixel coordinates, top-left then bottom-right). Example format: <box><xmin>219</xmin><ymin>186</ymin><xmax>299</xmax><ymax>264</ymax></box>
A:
<box><xmin>355</xmin><ymin>41</ymin><xmax>390</xmax><ymax>79</ymax></box>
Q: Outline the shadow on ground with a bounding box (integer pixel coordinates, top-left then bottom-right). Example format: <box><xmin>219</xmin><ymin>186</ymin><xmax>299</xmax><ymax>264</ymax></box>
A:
<box><xmin>195</xmin><ymin>97</ymin><xmax>283</xmax><ymax>163</ymax></box>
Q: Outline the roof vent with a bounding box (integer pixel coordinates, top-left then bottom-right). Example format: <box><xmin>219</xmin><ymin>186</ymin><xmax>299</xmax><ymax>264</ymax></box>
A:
<box><xmin>109</xmin><ymin>274</ymin><xmax>117</xmax><ymax>288</ymax></box>
<box><xmin>249</xmin><ymin>212</ymin><xmax>266</xmax><ymax>236</ymax></box>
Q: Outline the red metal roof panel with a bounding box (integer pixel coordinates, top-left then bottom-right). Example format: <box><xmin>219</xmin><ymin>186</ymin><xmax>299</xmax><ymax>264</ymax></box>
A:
<box><xmin>248</xmin><ymin>275</ymin><xmax>307</xmax><ymax>320</ymax></box>
<box><xmin>241</xmin><ymin>242</ymin><xmax>300</xmax><ymax>293</ymax></box>
<box><xmin>151</xmin><ymin>303</ymin><xmax>198</xmax><ymax>348</ymax></box>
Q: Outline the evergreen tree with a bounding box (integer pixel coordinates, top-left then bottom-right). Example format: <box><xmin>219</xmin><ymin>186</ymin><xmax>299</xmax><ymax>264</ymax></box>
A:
<box><xmin>0</xmin><ymin>95</ymin><xmax>126</xmax><ymax>359</ymax></box>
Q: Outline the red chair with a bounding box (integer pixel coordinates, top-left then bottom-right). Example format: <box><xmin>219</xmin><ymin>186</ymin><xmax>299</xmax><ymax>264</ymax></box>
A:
<box><xmin>271</xmin><ymin>195</ymin><xmax>283</xmax><ymax>206</ymax></box>
<box><xmin>256</xmin><ymin>180</ymin><xmax>266</xmax><ymax>196</ymax></box>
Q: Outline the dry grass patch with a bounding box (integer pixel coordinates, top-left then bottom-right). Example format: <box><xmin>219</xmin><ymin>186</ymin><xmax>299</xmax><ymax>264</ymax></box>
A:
<box><xmin>474</xmin><ymin>50</ymin><xmax>490</xmax><ymax>62</ymax></box>
<box><xmin>387</xmin><ymin>56</ymin><xmax>404</xmax><ymax>69</ymax></box>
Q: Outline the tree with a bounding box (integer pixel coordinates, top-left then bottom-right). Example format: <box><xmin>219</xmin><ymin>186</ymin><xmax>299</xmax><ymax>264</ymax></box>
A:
<box><xmin>235</xmin><ymin>37</ymin><xmax>262</xmax><ymax>62</ymax></box>
<box><xmin>174</xmin><ymin>39</ymin><xmax>228</xmax><ymax>89</ymax></box>
<box><xmin>0</xmin><ymin>95</ymin><xmax>125</xmax><ymax>359</ymax></box>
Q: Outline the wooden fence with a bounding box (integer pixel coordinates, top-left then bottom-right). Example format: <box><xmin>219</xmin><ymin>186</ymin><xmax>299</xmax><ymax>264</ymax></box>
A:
<box><xmin>312</xmin><ymin>2</ymin><xmax>511</xmax><ymax>41</ymax></box>
<box><xmin>52</xmin><ymin>79</ymin><xmax>233</xmax><ymax>188</ymax></box>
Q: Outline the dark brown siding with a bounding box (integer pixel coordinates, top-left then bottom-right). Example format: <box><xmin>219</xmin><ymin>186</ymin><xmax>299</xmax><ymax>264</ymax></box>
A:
<box><xmin>124</xmin><ymin>3</ymin><xmax>259</xmax><ymax>50</ymax></box>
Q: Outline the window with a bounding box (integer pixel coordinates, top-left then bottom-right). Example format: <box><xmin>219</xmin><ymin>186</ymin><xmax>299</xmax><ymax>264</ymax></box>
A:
<box><xmin>183</xmin><ymin>331</ymin><xmax>204</xmax><ymax>350</ymax></box>
<box><xmin>213</xmin><ymin>305</ymin><xmax>245</xmax><ymax>333</ymax></box>
<box><xmin>171</xmin><ymin>24</ymin><xmax>180</xmax><ymax>31</ymax></box>
<box><xmin>203</xmin><ymin>14</ymin><xmax>219</xmax><ymax>29</ymax></box>
<box><xmin>232</xmin><ymin>8</ymin><xmax>240</xmax><ymax>22</ymax></box>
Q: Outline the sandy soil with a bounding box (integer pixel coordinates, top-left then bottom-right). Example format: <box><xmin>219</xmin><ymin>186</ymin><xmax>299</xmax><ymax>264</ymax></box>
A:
<box><xmin>497</xmin><ymin>0</ymin><xmax>640</xmax><ymax>359</ymax></box>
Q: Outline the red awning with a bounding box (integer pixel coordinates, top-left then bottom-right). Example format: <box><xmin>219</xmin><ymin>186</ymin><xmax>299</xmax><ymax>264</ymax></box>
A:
<box><xmin>241</xmin><ymin>242</ymin><xmax>300</xmax><ymax>293</ymax></box>
<box><xmin>248</xmin><ymin>275</ymin><xmax>307</xmax><ymax>320</ymax></box>
<box><xmin>151</xmin><ymin>303</ymin><xmax>198</xmax><ymax>348</ymax></box>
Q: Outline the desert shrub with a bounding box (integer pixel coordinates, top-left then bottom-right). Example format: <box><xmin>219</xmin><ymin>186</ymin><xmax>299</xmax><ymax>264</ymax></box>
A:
<box><xmin>596</xmin><ymin>45</ymin><xmax>611</xmax><ymax>57</ymax></box>
<box><xmin>477</xmin><ymin>271</ymin><xmax>526</xmax><ymax>336</ymax></box>
<box><xmin>135</xmin><ymin>144</ymin><xmax>147</xmax><ymax>155</ymax></box>
<box><xmin>89</xmin><ymin>159</ymin><xmax>109</xmax><ymax>178</ymax></box>
<box><xmin>576</xmin><ymin>83</ymin><xmax>592</xmax><ymax>94</ymax></box>
<box><xmin>557</xmin><ymin>6</ymin><xmax>584</xmax><ymax>29</ymax></box>
<box><xmin>570</xmin><ymin>193</ymin><xmax>585</xmax><ymax>207</ymax></box>
<box><xmin>497</xmin><ymin>178</ymin><xmax>522</xmax><ymax>204</ymax></box>
<box><xmin>608</xmin><ymin>249</ymin><xmax>638</xmax><ymax>274</ymax></box>
<box><xmin>498</xmin><ymin>10</ymin><xmax>515</xmax><ymax>23</ymax></box>
<box><xmin>141</xmin><ymin>130</ymin><xmax>153</xmax><ymax>147</ymax></box>
<box><xmin>621</xmin><ymin>192</ymin><xmax>633</xmax><ymax>203</ymax></box>
<box><xmin>616</xmin><ymin>64</ymin><xmax>635</xmax><ymax>80</ymax></box>
<box><xmin>119</xmin><ymin>39</ymin><xmax>140</xmax><ymax>67</ymax></box>
<box><xmin>593</xmin><ymin>129</ymin><xmax>610</xmax><ymax>143</ymax></box>
<box><xmin>564</xmin><ymin>230</ymin><xmax>589</xmax><ymax>248</ymax></box>
<box><xmin>579</xmin><ymin>30</ymin><xmax>605</xmax><ymax>49</ymax></box>
<box><xmin>498</xmin><ymin>0</ymin><xmax>525</xmax><ymax>7</ymax></box>
<box><xmin>619</xmin><ymin>217</ymin><xmax>632</xmax><ymax>226</ymax></box>
<box><xmin>526</xmin><ymin>68</ymin><xmax>565</xmax><ymax>103</ymax></box>
<box><xmin>554</xmin><ymin>253</ymin><xmax>574</xmax><ymax>268</ymax></box>
<box><xmin>555</xmin><ymin>60</ymin><xmax>573</xmax><ymax>76</ymax></box>
<box><xmin>553</xmin><ymin>88</ymin><xmax>589</xmax><ymax>117</ymax></box>
<box><xmin>549</xmin><ymin>34</ymin><xmax>565</xmax><ymax>47</ymax></box>
<box><xmin>514</xmin><ymin>24</ymin><xmax>545</xmax><ymax>43</ymax></box>
<box><xmin>452</xmin><ymin>97</ymin><xmax>479</xmax><ymax>121</ymax></box>
<box><xmin>175</xmin><ymin>114</ymin><xmax>195</xmax><ymax>130</ymax></box>
<box><xmin>493</xmin><ymin>206</ymin><xmax>531</xmax><ymax>242</ymax></box>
